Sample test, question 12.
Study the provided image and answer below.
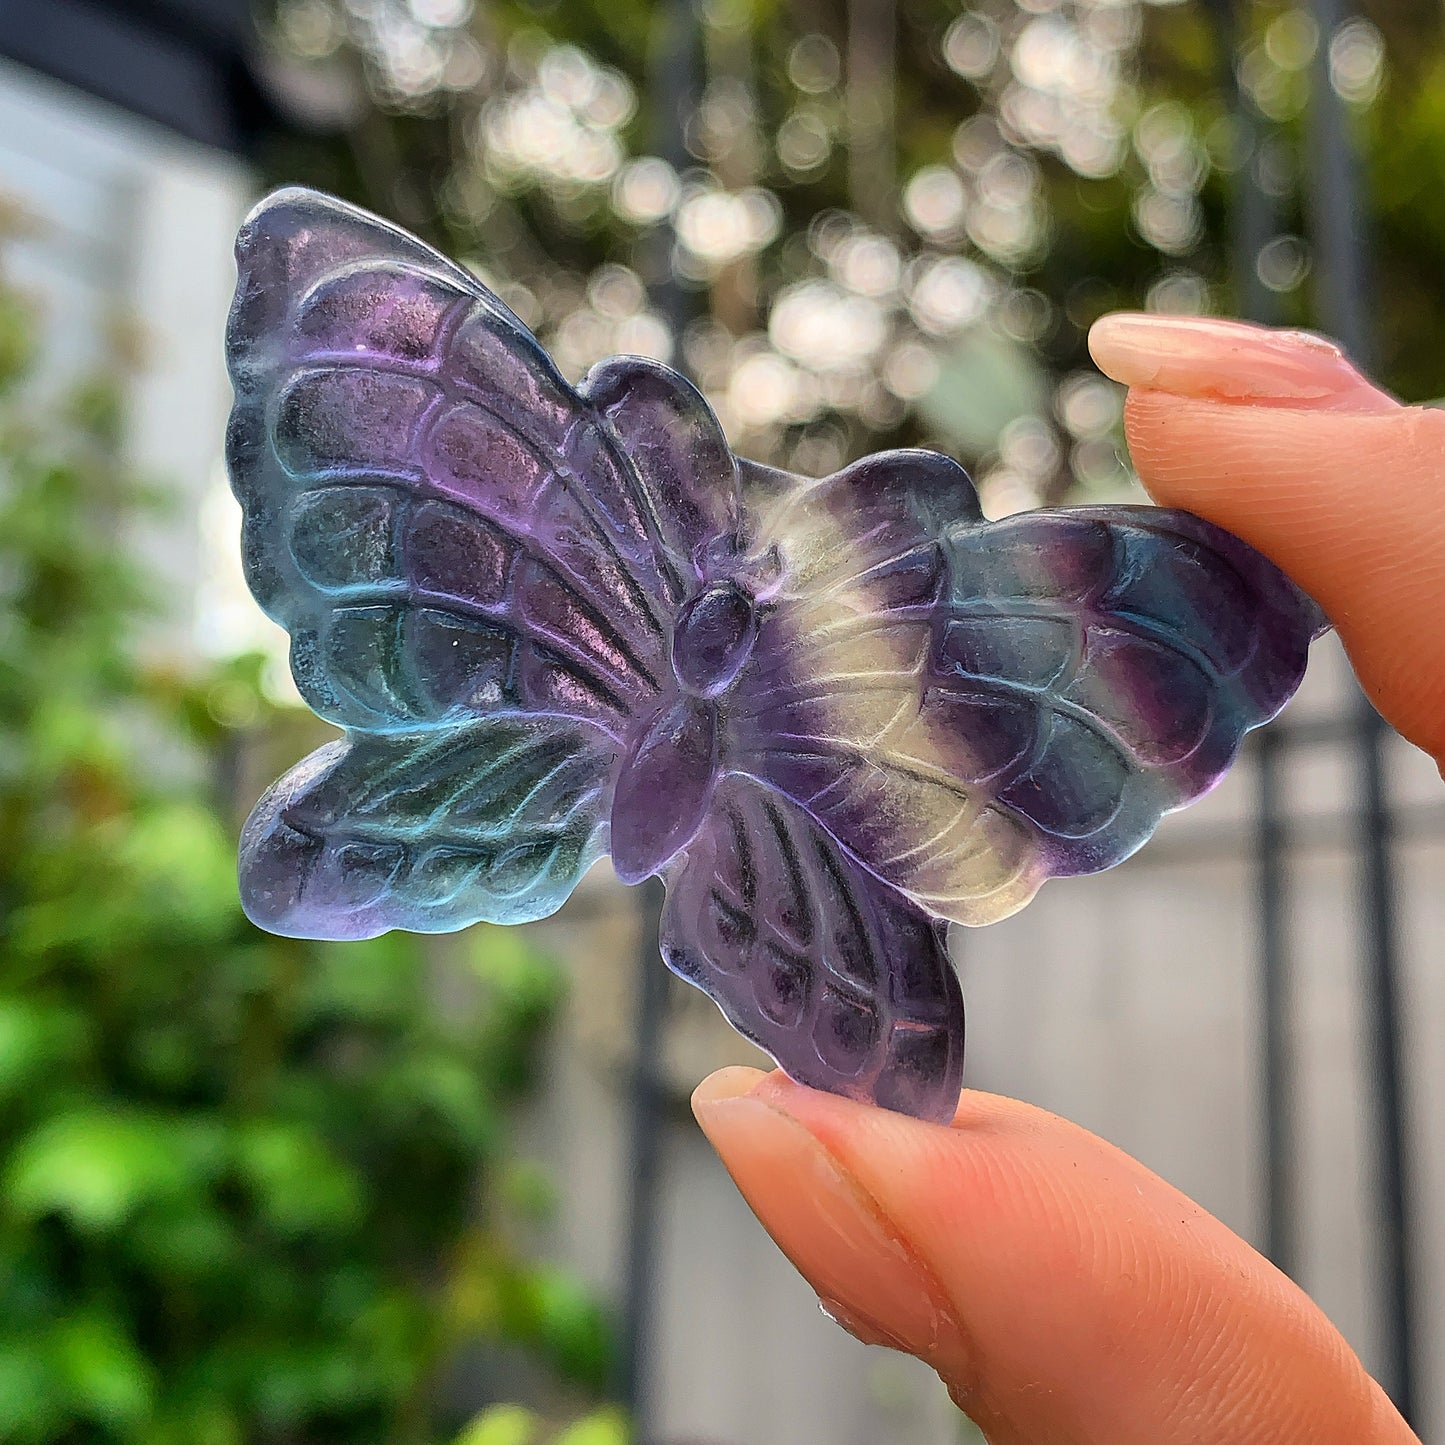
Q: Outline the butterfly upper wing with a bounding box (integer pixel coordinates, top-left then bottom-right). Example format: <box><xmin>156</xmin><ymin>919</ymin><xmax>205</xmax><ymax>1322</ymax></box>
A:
<box><xmin>227</xmin><ymin>187</ymin><xmax>742</xmax><ymax>937</ymax></box>
<box><xmin>732</xmin><ymin>451</ymin><xmax>1326</xmax><ymax>929</ymax></box>
<box><xmin>935</xmin><ymin>503</ymin><xmax>1322</xmax><ymax>868</ymax></box>
<box><xmin>228</xmin><ymin>187</ymin><xmax>744</xmax><ymax>733</ymax></box>
<box><xmin>660</xmin><ymin>772</ymin><xmax>964</xmax><ymax>1122</ymax></box>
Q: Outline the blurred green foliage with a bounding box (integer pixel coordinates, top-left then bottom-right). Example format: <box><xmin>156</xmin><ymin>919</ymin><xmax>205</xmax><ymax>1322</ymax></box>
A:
<box><xmin>0</xmin><ymin>279</ymin><xmax>610</xmax><ymax>1441</ymax></box>
<box><xmin>456</xmin><ymin>1404</ymin><xmax>628</xmax><ymax>1445</ymax></box>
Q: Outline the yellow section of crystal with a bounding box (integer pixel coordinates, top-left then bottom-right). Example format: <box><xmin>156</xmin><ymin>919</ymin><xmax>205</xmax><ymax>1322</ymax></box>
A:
<box><xmin>751</xmin><ymin>479</ymin><xmax>1047</xmax><ymax>927</ymax></box>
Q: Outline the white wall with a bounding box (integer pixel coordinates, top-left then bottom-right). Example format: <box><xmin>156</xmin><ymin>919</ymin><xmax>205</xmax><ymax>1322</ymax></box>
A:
<box><xmin>0</xmin><ymin>56</ymin><xmax>253</xmax><ymax>656</ymax></box>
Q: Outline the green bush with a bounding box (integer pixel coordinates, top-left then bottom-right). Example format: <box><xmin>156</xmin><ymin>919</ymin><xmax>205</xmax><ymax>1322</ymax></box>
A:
<box><xmin>0</xmin><ymin>271</ymin><xmax>609</xmax><ymax>1441</ymax></box>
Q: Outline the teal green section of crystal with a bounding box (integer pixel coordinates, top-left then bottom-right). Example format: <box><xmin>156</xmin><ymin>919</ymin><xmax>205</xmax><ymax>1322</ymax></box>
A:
<box><xmin>239</xmin><ymin>719</ymin><xmax>611</xmax><ymax>938</ymax></box>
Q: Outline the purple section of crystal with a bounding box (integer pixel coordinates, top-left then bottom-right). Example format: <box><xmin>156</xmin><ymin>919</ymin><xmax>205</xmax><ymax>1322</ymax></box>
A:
<box><xmin>610</xmin><ymin>697</ymin><xmax>718</xmax><ymax>884</ymax></box>
<box><xmin>671</xmin><ymin>581</ymin><xmax>758</xmax><ymax>698</ymax></box>
<box><xmin>661</xmin><ymin>774</ymin><xmax>964</xmax><ymax>1121</ymax></box>
<box><xmin>229</xmin><ymin>186</ymin><xmax>1328</xmax><ymax>1123</ymax></box>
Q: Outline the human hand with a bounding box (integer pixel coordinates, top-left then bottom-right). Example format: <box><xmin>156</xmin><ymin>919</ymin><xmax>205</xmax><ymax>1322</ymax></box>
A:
<box><xmin>692</xmin><ymin>314</ymin><xmax>1436</xmax><ymax>1445</ymax></box>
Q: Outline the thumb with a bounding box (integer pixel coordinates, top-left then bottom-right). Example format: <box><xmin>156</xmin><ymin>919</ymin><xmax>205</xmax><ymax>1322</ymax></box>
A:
<box><xmin>693</xmin><ymin>1068</ymin><xmax>1416</xmax><ymax>1445</ymax></box>
<box><xmin>1089</xmin><ymin>312</ymin><xmax>1445</xmax><ymax>765</ymax></box>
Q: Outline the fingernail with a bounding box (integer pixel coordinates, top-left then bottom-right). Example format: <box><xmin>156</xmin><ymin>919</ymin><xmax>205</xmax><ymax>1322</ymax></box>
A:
<box><xmin>816</xmin><ymin>1296</ymin><xmax>914</xmax><ymax>1352</ymax></box>
<box><xmin>691</xmin><ymin>1066</ymin><xmax>769</xmax><ymax>1109</ymax></box>
<box><xmin>692</xmin><ymin>1078</ymin><xmax>964</xmax><ymax>1364</ymax></box>
<box><xmin>1088</xmin><ymin>312</ymin><xmax>1393</xmax><ymax>407</ymax></box>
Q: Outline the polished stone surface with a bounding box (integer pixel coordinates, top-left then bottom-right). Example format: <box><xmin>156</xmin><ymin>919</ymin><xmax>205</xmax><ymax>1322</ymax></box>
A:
<box><xmin>228</xmin><ymin>187</ymin><xmax>1325</xmax><ymax>1120</ymax></box>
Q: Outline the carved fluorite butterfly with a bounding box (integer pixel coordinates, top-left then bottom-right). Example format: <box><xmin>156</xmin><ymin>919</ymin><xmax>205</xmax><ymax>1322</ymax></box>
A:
<box><xmin>228</xmin><ymin>187</ymin><xmax>1325</xmax><ymax>1122</ymax></box>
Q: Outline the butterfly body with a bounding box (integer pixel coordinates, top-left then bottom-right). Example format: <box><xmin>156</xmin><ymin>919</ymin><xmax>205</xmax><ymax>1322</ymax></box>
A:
<box><xmin>229</xmin><ymin>188</ymin><xmax>1326</xmax><ymax>1122</ymax></box>
<box><xmin>671</xmin><ymin>578</ymin><xmax>760</xmax><ymax>698</ymax></box>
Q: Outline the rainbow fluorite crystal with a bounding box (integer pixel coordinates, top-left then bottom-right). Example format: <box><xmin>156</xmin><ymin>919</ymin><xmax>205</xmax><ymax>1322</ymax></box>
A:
<box><xmin>228</xmin><ymin>188</ymin><xmax>1326</xmax><ymax>1121</ymax></box>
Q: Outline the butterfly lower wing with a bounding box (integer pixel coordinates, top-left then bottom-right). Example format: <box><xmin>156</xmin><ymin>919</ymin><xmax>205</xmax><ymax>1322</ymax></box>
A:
<box><xmin>735</xmin><ymin>453</ymin><xmax>1324</xmax><ymax>929</ymax></box>
<box><xmin>660</xmin><ymin>772</ymin><xmax>964</xmax><ymax>1123</ymax></box>
<box><xmin>240</xmin><ymin>716</ymin><xmax>613</xmax><ymax>939</ymax></box>
<box><xmin>227</xmin><ymin>188</ymin><xmax>741</xmax><ymax>736</ymax></box>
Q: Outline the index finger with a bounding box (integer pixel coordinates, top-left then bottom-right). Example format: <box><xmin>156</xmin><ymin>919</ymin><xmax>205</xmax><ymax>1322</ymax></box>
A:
<box><xmin>1089</xmin><ymin>312</ymin><xmax>1445</xmax><ymax>765</ymax></box>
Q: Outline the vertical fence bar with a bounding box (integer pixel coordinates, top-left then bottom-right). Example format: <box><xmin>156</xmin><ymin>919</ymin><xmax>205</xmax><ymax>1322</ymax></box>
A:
<box><xmin>1304</xmin><ymin>0</ymin><xmax>1415</xmax><ymax>1418</ymax></box>
<box><xmin>616</xmin><ymin>1</ymin><xmax>702</xmax><ymax>1431</ymax></box>
<box><xmin>1206</xmin><ymin>0</ymin><xmax>1296</xmax><ymax>1280</ymax></box>
<box><xmin>1352</xmin><ymin>701</ymin><xmax>1412</xmax><ymax>1417</ymax></box>
<box><xmin>1241</xmin><ymin>217</ymin><xmax>1294</xmax><ymax>1278</ymax></box>
<box><xmin>1253</xmin><ymin>724</ymin><xmax>1292</xmax><ymax>1273</ymax></box>
<box><xmin>617</xmin><ymin>877</ymin><xmax>668</xmax><ymax>1429</ymax></box>
<box><xmin>846</xmin><ymin>0</ymin><xmax>897</xmax><ymax>233</ymax></box>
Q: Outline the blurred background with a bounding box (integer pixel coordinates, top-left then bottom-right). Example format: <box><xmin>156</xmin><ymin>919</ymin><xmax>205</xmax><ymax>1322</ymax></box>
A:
<box><xmin>0</xmin><ymin>0</ymin><xmax>1441</xmax><ymax>1442</ymax></box>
